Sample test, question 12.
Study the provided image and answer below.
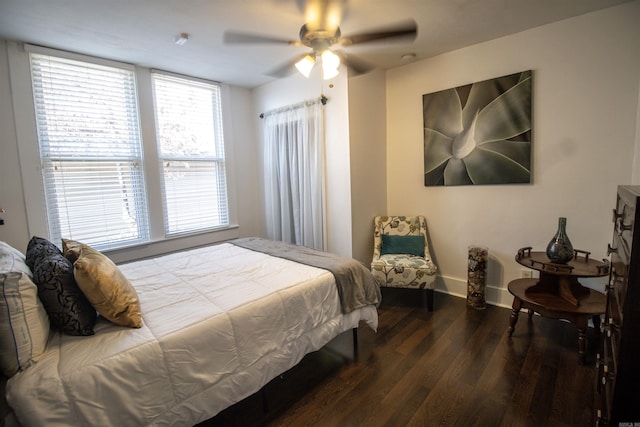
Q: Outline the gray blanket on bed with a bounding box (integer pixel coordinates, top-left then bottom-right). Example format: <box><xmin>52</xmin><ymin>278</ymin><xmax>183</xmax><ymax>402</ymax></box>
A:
<box><xmin>230</xmin><ymin>237</ymin><xmax>381</xmax><ymax>313</ymax></box>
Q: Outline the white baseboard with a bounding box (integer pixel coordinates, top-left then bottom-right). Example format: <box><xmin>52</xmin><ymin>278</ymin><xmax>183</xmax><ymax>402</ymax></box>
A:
<box><xmin>433</xmin><ymin>275</ymin><xmax>513</xmax><ymax>309</ymax></box>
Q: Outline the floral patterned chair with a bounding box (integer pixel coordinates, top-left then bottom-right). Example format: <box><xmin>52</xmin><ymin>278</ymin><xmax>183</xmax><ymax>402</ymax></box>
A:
<box><xmin>371</xmin><ymin>215</ymin><xmax>438</xmax><ymax>311</ymax></box>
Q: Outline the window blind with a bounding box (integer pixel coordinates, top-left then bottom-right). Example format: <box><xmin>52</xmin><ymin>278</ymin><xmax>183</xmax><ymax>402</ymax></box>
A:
<box><xmin>152</xmin><ymin>72</ymin><xmax>229</xmax><ymax>235</ymax></box>
<box><xmin>30</xmin><ymin>53</ymin><xmax>149</xmax><ymax>249</ymax></box>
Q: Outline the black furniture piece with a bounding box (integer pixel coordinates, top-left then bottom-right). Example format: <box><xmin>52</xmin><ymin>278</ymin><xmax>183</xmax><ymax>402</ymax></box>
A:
<box><xmin>595</xmin><ymin>185</ymin><xmax>640</xmax><ymax>426</ymax></box>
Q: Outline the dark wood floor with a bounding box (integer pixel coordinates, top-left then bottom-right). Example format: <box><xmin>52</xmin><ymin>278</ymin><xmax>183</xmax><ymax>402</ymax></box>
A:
<box><xmin>266</xmin><ymin>291</ymin><xmax>599</xmax><ymax>427</ymax></box>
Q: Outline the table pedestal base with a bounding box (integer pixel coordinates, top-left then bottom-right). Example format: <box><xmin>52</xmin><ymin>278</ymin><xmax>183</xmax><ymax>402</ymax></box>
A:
<box><xmin>507</xmin><ymin>278</ymin><xmax>605</xmax><ymax>364</ymax></box>
<box><xmin>525</xmin><ymin>272</ymin><xmax>591</xmax><ymax>306</ymax></box>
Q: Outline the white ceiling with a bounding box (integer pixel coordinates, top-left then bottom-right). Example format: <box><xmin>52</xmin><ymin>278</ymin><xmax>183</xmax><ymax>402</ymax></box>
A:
<box><xmin>0</xmin><ymin>0</ymin><xmax>633</xmax><ymax>88</ymax></box>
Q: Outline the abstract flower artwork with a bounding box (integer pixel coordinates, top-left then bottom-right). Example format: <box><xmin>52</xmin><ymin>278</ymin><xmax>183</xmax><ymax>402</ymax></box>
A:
<box><xmin>423</xmin><ymin>70</ymin><xmax>532</xmax><ymax>186</ymax></box>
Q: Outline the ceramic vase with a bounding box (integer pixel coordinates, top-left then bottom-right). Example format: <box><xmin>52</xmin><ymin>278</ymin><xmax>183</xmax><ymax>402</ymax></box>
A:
<box><xmin>546</xmin><ymin>217</ymin><xmax>574</xmax><ymax>264</ymax></box>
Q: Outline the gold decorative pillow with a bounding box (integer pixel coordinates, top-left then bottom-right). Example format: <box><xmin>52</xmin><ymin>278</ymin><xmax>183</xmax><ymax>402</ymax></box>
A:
<box><xmin>64</xmin><ymin>240</ymin><xmax>142</xmax><ymax>328</ymax></box>
<box><xmin>61</xmin><ymin>238</ymin><xmax>83</xmax><ymax>264</ymax></box>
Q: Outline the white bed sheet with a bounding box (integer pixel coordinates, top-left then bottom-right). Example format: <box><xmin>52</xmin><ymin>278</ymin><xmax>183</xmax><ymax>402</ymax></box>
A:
<box><xmin>6</xmin><ymin>243</ymin><xmax>378</xmax><ymax>426</ymax></box>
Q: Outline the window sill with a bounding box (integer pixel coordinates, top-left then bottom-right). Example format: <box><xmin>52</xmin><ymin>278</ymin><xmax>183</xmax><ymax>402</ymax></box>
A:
<box><xmin>105</xmin><ymin>224</ymin><xmax>240</xmax><ymax>264</ymax></box>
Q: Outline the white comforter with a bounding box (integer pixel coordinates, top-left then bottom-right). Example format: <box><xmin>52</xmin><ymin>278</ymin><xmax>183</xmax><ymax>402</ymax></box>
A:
<box><xmin>6</xmin><ymin>243</ymin><xmax>378</xmax><ymax>426</ymax></box>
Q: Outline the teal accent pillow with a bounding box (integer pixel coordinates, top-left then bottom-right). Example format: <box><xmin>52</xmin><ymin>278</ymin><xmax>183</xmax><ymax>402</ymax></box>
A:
<box><xmin>381</xmin><ymin>235</ymin><xmax>425</xmax><ymax>257</ymax></box>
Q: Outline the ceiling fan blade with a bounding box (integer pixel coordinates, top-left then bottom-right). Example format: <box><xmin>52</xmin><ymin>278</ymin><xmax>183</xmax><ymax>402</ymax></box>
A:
<box><xmin>335</xmin><ymin>52</ymin><xmax>374</xmax><ymax>76</ymax></box>
<box><xmin>265</xmin><ymin>55</ymin><xmax>307</xmax><ymax>78</ymax></box>
<box><xmin>223</xmin><ymin>31</ymin><xmax>302</xmax><ymax>46</ymax></box>
<box><xmin>339</xmin><ymin>20</ymin><xmax>417</xmax><ymax>46</ymax></box>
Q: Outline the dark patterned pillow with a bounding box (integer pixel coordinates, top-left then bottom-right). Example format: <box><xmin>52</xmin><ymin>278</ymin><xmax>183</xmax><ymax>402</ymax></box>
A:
<box><xmin>25</xmin><ymin>236</ymin><xmax>60</xmax><ymax>271</ymax></box>
<box><xmin>27</xmin><ymin>237</ymin><xmax>96</xmax><ymax>336</ymax></box>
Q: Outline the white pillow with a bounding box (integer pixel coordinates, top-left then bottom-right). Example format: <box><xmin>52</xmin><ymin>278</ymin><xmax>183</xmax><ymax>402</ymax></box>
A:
<box><xmin>0</xmin><ymin>241</ymin><xmax>50</xmax><ymax>377</ymax></box>
<box><xmin>0</xmin><ymin>241</ymin><xmax>30</xmax><ymax>274</ymax></box>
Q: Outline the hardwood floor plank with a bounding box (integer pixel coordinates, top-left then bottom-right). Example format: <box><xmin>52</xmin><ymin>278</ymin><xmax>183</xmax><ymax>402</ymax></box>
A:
<box><xmin>529</xmin><ymin>363</ymin><xmax>557</xmax><ymax>424</ymax></box>
<box><xmin>266</xmin><ymin>293</ymin><xmax>597</xmax><ymax>427</ymax></box>
<box><xmin>382</xmin><ymin>383</ymin><xmax>431</xmax><ymax>427</ymax></box>
<box><xmin>475</xmin><ymin>325</ymin><xmax>529</xmax><ymax>406</ymax></box>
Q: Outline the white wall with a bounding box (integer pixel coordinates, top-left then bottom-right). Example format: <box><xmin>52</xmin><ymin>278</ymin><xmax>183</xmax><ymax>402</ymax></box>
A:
<box><xmin>0</xmin><ymin>41</ymin><xmax>30</xmax><ymax>251</ymax></box>
<box><xmin>386</xmin><ymin>2</ymin><xmax>640</xmax><ymax>306</ymax></box>
<box><xmin>348</xmin><ymin>69</ymin><xmax>387</xmax><ymax>264</ymax></box>
<box><xmin>253</xmin><ymin>69</ymin><xmax>353</xmax><ymax>257</ymax></box>
<box><xmin>227</xmin><ymin>85</ymin><xmax>262</xmax><ymax>240</ymax></box>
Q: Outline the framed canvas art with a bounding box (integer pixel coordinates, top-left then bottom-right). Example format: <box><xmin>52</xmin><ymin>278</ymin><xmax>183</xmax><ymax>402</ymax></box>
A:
<box><xmin>423</xmin><ymin>70</ymin><xmax>532</xmax><ymax>186</ymax></box>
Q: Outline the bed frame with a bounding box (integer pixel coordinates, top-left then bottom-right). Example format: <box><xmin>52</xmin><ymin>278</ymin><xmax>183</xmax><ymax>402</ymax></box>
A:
<box><xmin>205</xmin><ymin>328</ymin><xmax>361</xmax><ymax>426</ymax></box>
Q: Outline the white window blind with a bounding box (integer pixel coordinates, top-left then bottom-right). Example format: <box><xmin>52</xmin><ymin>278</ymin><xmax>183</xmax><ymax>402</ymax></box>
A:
<box><xmin>152</xmin><ymin>72</ymin><xmax>228</xmax><ymax>235</ymax></box>
<box><xmin>30</xmin><ymin>53</ymin><xmax>149</xmax><ymax>249</ymax></box>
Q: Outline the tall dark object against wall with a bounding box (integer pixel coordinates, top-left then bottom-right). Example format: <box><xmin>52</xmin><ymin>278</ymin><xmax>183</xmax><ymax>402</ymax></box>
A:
<box><xmin>595</xmin><ymin>185</ymin><xmax>640</xmax><ymax>426</ymax></box>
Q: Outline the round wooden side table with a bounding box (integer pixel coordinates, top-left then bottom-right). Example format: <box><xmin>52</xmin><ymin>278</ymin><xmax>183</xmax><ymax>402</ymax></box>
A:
<box><xmin>507</xmin><ymin>247</ymin><xmax>609</xmax><ymax>363</ymax></box>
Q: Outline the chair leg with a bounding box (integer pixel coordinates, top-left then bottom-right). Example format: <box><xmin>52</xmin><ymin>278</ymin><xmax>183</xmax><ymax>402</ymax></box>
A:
<box><xmin>422</xmin><ymin>288</ymin><xmax>434</xmax><ymax>312</ymax></box>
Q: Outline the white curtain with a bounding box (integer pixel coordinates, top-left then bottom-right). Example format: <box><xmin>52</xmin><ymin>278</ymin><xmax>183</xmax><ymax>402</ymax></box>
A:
<box><xmin>263</xmin><ymin>99</ymin><xmax>325</xmax><ymax>250</ymax></box>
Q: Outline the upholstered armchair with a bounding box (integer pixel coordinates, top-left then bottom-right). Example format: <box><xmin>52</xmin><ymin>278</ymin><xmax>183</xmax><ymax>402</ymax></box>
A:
<box><xmin>371</xmin><ymin>215</ymin><xmax>438</xmax><ymax>311</ymax></box>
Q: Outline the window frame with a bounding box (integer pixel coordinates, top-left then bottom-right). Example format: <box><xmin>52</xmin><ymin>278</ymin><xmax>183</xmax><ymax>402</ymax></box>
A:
<box><xmin>8</xmin><ymin>42</ymin><xmax>239</xmax><ymax>262</ymax></box>
<box><xmin>151</xmin><ymin>71</ymin><xmax>229</xmax><ymax>236</ymax></box>
<box><xmin>29</xmin><ymin>51</ymin><xmax>151</xmax><ymax>250</ymax></box>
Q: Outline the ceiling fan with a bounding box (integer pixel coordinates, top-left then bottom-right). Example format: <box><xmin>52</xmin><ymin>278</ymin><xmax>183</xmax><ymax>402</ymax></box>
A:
<box><xmin>223</xmin><ymin>0</ymin><xmax>417</xmax><ymax>79</ymax></box>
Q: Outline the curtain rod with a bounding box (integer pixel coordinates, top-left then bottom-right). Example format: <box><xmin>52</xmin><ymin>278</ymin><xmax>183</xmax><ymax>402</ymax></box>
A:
<box><xmin>259</xmin><ymin>94</ymin><xmax>327</xmax><ymax>119</ymax></box>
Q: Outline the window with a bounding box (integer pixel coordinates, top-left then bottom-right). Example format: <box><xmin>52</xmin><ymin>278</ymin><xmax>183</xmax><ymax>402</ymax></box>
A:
<box><xmin>27</xmin><ymin>50</ymin><xmax>230</xmax><ymax>251</ymax></box>
<box><xmin>152</xmin><ymin>73</ymin><xmax>228</xmax><ymax>235</ymax></box>
<box><xmin>29</xmin><ymin>53</ymin><xmax>149</xmax><ymax>249</ymax></box>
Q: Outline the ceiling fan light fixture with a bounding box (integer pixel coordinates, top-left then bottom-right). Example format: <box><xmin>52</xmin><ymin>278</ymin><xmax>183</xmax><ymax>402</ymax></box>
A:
<box><xmin>322</xmin><ymin>64</ymin><xmax>339</xmax><ymax>80</ymax></box>
<box><xmin>321</xmin><ymin>49</ymin><xmax>340</xmax><ymax>69</ymax></box>
<box><xmin>320</xmin><ymin>50</ymin><xmax>340</xmax><ymax>80</ymax></box>
<box><xmin>295</xmin><ymin>54</ymin><xmax>316</xmax><ymax>78</ymax></box>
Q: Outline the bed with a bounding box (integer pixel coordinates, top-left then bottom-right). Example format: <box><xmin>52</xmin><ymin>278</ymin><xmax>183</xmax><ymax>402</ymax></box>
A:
<box><xmin>0</xmin><ymin>237</ymin><xmax>380</xmax><ymax>426</ymax></box>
